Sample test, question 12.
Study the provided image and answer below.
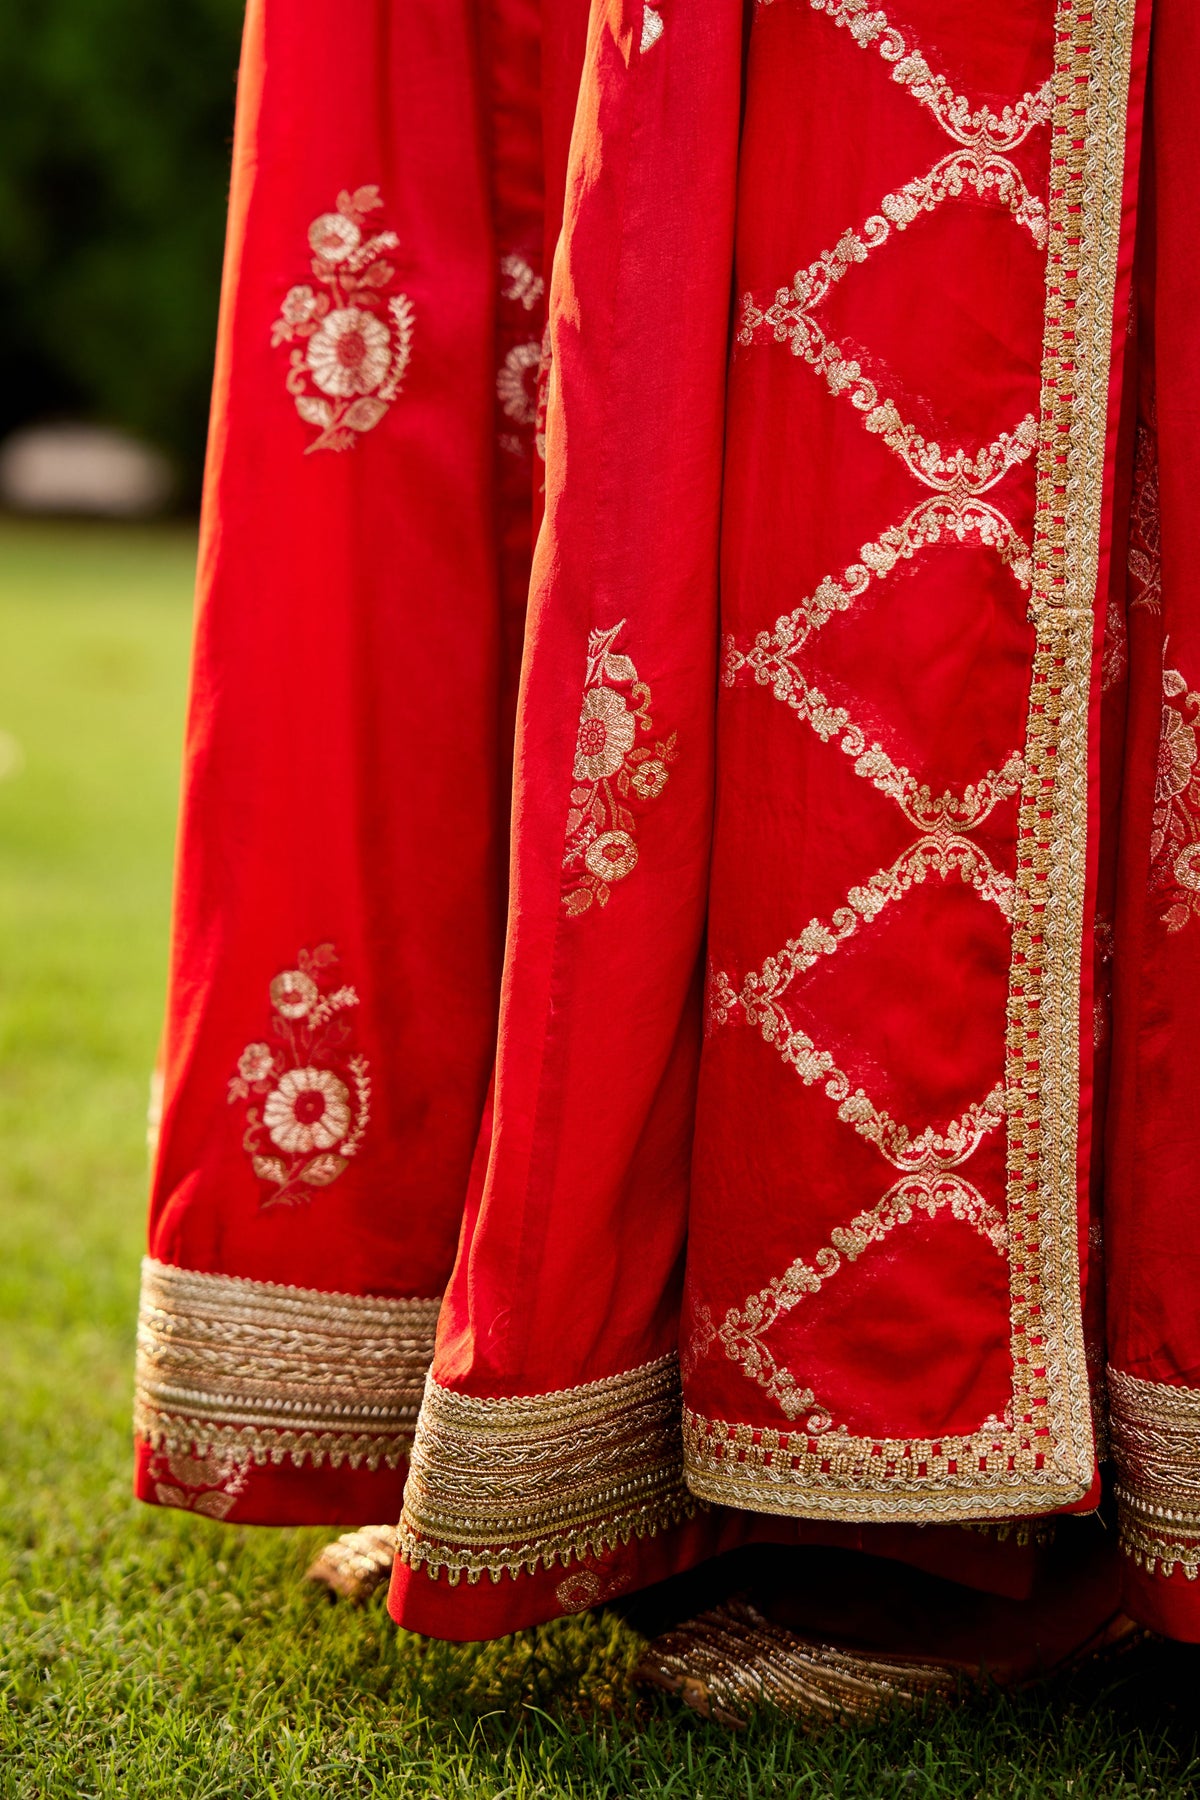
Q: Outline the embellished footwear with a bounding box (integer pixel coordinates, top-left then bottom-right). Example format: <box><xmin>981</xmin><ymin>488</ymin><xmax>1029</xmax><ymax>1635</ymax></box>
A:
<box><xmin>305</xmin><ymin>1524</ymin><xmax>398</xmax><ymax>1603</ymax></box>
<box><xmin>635</xmin><ymin>1598</ymin><xmax>957</xmax><ymax>1728</ymax></box>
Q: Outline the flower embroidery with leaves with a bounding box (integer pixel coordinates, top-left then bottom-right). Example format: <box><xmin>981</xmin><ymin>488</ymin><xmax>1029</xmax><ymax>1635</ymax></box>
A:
<box><xmin>272</xmin><ymin>186</ymin><xmax>415</xmax><ymax>453</ymax></box>
<box><xmin>1150</xmin><ymin>661</ymin><xmax>1200</xmax><ymax>933</ymax></box>
<box><xmin>496</xmin><ymin>252</ymin><xmax>545</xmax><ymax>460</ymax></box>
<box><xmin>229</xmin><ymin>945</ymin><xmax>371</xmax><ymax>1204</ymax></box>
<box><xmin>1128</xmin><ymin>408</ymin><xmax>1162</xmax><ymax>615</ymax></box>
<box><xmin>562</xmin><ymin>623</ymin><xmax>678</xmax><ymax>915</ymax></box>
<box><xmin>150</xmin><ymin>1448</ymin><xmax>248</xmax><ymax>1520</ymax></box>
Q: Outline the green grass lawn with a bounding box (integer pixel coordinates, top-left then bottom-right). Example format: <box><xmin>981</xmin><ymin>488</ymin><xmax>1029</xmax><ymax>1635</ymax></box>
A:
<box><xmin>2</xmin><ymin>519</ymin><xmax>1200</xmax><ymax>1798</ymax></box>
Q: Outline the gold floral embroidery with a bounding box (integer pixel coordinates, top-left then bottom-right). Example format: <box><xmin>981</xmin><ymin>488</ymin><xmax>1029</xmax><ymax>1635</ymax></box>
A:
<box><xmin>1150</xmin><ymin>660</ymin><xmax>1200</xmax><ymax>932</ymax></box>
<box><xmin>497</xmin><ymin>252</ymin><xmax>545</xmax><ymax>460</ymax></box>
<box><xmin>150</xmin><ymin>1446</ymin><xmax>249</xmax><ymax>1520</ymax></box>
<box><xmin>562</xmin><ymin>623</ymin><xmax>678</xmax><ymax>915</ymax></box>
<box><xmin>229</xmin><ymin>944</ymin><xmax>370</xmax><ymax>1205</ymax></box>
<box><xmin>681</xmin><ymin>1301</ymin><xmax>716</xmax><ymax>1382</ymax></box>
<box><xmin>1093</xmin><ymin>913</ymin><xmax>1115</xmax><ymax>1047</ymax></box>
<box><xmin>641</xmin><ymin>4</ymin><xmax>664</xmax><ymax>51</ymax></box>
<box><xmin>1128</xmin><ymin>409</ymin><xmax>1162</xmax><ymax>615</ymax></box>
<box><xmin>686</xmin><ymin>0</ymin><xmax>1133</xmax><ymax>1521</ymax></box>
<box><xmin>1103</xmin><ymin>405</ymin><xmax>1159</xmax><ymax>692</ymax></box>
<box><xmin>555</xmin><ymin>1566</ymin><xmax>632</xmax><ymax>1611</ymax></box>
<box><xmin>271</xmin><ymin>186</ymin><xmax>415</xmax><ymax>453</ymax></box>
<box><xmin>1101</xmin><ymin>580</ymin><xmax>1128</xmax><ymax>694</ymax></box>
<box><xmin>497</xmin><ymin>341</ymin><xmax>541</xmax><ymax>434</ymax></box>
<box><xmin>396</xmin><ymin>1357</ymin><xmax>696</xmax><ymax>1583</ymax></box>
<box><xmin>135</xmin><ymin>1258</ymin><xmax>440</xmax><ymax>1471</ymax></box>
<box><xmin>1109</xmin><ymin>1367</ymin><xmax>1200</xmax><ymax>1580</ymax></box>
<box><xmin>534</xmin><ymin>321</ymin><xmax>552</xmax><ymax>466</ymax></box>
<box><xmin>499</xmin><ymin>252</ymin><xmax>544</xmax><ymax>312</ymax></box>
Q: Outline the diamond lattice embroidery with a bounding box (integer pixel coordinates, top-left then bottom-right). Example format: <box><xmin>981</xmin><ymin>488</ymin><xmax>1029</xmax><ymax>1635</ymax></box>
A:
<box><xmin>712</xmin><ymin>1</ymin><xmax>1052</xmax><ymax>1430</ymax></box>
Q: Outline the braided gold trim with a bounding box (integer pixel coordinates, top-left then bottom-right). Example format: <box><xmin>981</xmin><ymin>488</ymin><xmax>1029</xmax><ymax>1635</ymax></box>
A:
<box><xmin>1109</xmin><ymin>1366</ymin><xmax>1200</xmax><ymax>1579</ymax></box>
<box><xmin>682</xmin><ymin>0</ymin><xmax>1134</xmax><ymax>1522</ymax></box>
<box><xmin>134</xmin><ymin>1257</ymin><xmax>439</xmax><ymax>1470</ymax></box>
<box><xmin>396</xmin><ymin>1356</ymin><xmax>697</xmax><ymax>1583</ymax></box>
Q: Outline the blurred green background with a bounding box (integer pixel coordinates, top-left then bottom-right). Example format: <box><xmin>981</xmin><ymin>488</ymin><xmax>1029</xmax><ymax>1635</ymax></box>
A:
<box><xmin>0</xmin><ymin>0</ymin><xmax>244</xmax><ymax>498</ymax></box>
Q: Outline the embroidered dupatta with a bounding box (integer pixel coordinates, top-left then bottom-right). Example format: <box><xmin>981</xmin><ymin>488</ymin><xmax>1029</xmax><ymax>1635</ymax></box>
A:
<box><xmin>138</xmin><ymin>0</ymin><xmax>1200</xmax><ymax>1648</ymax></box>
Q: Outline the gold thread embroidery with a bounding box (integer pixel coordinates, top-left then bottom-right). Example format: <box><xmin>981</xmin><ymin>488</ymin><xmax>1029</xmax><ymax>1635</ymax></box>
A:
<box><xmin>499</xmin><ymin>253</ymin><xmax>544</xmax><ymax>312</ymax></box>
<box><xmin>534</xmin><ymin>320</ymin><xmax>552</xmax><ymax>467</ymax></box>
<box><xmin>1150</xmin><ymin>658</ymin><xmax>1200</xmax><ymax>932</ymax></box>
<box><xmin>497</xmin><ymin>253</ymin><xmax>545</xmax><ymax>460</ymax></box>
<box><xmin>1128</xmin><ymin>408</ymin><xmax>1162</xmax><ymax>614</ymax></box>
<box><xmin>272</xmin><ymin>186</ymin><xmax>415</xmax><ymax>453</ymax></box>
<box><xmin>134</xmin><ymin>1258</ymin><xmax>439</xmax><ymax>1471</ymax></box>
<box><xmin>396</xmin><ymin>1357</ymin><xmax>697</xmax><ymax>1583</ymax></box>
<box><xmin>1093</xmin><ymin>913</ymin><xmax>1115</xmax><ymax>1047</ymax></box>
<box><xmin>498</xmin><ymin>341</ymin><xmax>541</xmax><ymax>437</ymax></box>
<box><xmin>684</xmin><ymin>1405</ymin><xmax>1043</xmax><ymax>1521</ymax></box>
<box><xmin>562</xmin><ymin>623</ymin><xmax>679</xmax><ymax>915</ymax></box>
<box><xmin>725</xmin><ymin>499</ymin><xmax>1034</xmax><ymax>695</ymax></box>
<box><xmin>1101</xmin><ymin>578</ymin><xmax>1128</xmax><ymax>694</ymax></box>
<box><xmin>641</xmin><ymin>4</ymin><xmax>664</xmax><ymax>52</ymax></box>
<box><xmin>635</xmin><ymin>1598</ymin><xmax>956</xmax><ymax>1728</ymax></box>
<box><xmin>686</xmin><ymin>0</ymin><xmax>1133</xmax><ymax>1520</ymax></box>
<box><xmin>229</xmin><ymin>944</ymin><xmax>370</xmax><ymax>1205</ymax></box>
<box><xmin>959</xmin><ymin>1517</ymin><xmax>1056</xmax><ymax>1549</ymax></box>
<box><xmin>721</xmin><ymin>1174</ymin><xmax>1006</xmax><ymax>1421</ymax></box>
<box><xmin>555</xmin><ymin>1566</ymin><xmax>632</xmax><ymax>1611</ymax></box>
<box><xmin>764</xmin><ymin>0</ymin><xmax>1053</xmax><ymax>156</ymax></box>
<box><xmin>149</xmin><ymin>1446</ymin><xmax>250</xmax><ymax>1519</ymax></box>
<box><xmin>1109</xmin><ymin>1366</ymin><xmax>1200</xmax><ymax>1580</ymax></box>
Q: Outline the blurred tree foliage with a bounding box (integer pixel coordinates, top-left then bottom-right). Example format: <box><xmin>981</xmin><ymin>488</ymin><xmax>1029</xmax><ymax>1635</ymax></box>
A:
<box><xmin>0</xmin><ymin>0</ymin><xmax>245</xmax><ymax>497</ymax></box>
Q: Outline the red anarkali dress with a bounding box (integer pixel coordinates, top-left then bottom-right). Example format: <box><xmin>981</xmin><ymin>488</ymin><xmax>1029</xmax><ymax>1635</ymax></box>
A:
<box><xmin>136</xmin><ymin>0</ymin><xmax>1200</xmax><ymax>1660</ymax></box>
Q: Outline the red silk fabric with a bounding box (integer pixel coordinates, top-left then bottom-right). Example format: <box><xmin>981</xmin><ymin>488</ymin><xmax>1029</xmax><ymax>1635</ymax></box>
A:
<box><xmin>142</xmin><ymin>0</ymin><xmax>1200</xmax><ymax>1647</ymax></box>
<box><xmin>138</xmin><ymin>0</ymin><xmax>567</xmax><ymax>1523</ymax></box>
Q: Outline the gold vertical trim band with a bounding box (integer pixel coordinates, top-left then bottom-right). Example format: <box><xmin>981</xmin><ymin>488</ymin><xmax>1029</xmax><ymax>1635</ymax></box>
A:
<box><xmin>134</xmin><ymin>1257</ymin><xmax>440</xmax><ymax>1469</ymax></box>
<box><xmin>1002</xmin><ymin>0</ymin><xmax>1137</xmax><ymax>1501</ymax></box>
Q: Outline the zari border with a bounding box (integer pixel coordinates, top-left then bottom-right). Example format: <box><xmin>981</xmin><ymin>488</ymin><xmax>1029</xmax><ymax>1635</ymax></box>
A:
<box><xmin>683</xmin><ymin>0</ymin><xmax>1136</xmax><ymax>1521</ymax></box>
<box><xmin>396</xmin><ymin>1356</ymin><xmax>697</xmax><ymax>1582</ymax></box>
<box><xmin>134</xmin><ymin>1257</ymin><xmax>439</xmax><ymax>1470</ymax></box>
<box><xmin>1109</xmin><ymin>1367</ymin><xmax>1200</xmax><ymax>1580</ymax></box>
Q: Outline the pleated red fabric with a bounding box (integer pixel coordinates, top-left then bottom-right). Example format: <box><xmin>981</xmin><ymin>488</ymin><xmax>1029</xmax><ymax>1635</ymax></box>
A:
<box><xmin>138</xmin><ymin>0</ymin><xmax>1200</xmax><ymax>1650</ymax></box>
<box><xmin>134</xmin><ymin>0</ymin><xmax>556</xmax><ymax>1525</ymax></box>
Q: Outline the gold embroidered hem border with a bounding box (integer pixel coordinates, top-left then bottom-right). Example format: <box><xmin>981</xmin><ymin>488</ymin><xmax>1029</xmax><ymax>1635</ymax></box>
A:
<box><xmin>1109</xmin><ymin>1366</ymin><xmax>1200</xmax><ymax>1580</ymax></box>
<box><xmin>134</xmin><ymin>1257</ymin><xmax>440</xmax><ymax>1469</ymax></box>
<box><xmin>684</xmin><ymin>0</ymin><xmax>1134</xmax><ymax>1522</ymax></box>
<box><xmin>684</xmin><ymin>1406</ymin><xmax>1081</xmax><ymax>1523</ymax></box>
<box><xmin>396</xmin><ymin>1356</ymin><xmax>697</xmax><ymax>1583</ymax></box>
